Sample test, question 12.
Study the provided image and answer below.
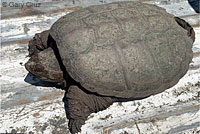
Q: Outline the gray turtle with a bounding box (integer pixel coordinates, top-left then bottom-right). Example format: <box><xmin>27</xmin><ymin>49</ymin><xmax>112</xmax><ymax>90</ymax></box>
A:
<box><xmin>25</xmin><ymin>1</ymin><xmax>195</xmax><ymax>134</ymax></box>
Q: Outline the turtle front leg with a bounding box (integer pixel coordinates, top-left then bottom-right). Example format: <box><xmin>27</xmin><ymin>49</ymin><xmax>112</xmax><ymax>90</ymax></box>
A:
<box><xmin>65</xmin><ymin>86</ymin><xmax>117</xmax><ymax>134</ymax></box>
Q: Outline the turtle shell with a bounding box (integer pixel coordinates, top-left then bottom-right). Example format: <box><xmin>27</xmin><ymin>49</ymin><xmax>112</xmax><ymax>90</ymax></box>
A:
<box><xmin>50</xmin><ymin>1</ymin><xmax>193</xmax><ymax>98</ymax></box>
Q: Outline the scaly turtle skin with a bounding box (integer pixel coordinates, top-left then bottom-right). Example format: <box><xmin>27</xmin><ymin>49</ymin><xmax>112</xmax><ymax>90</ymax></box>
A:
<box><xmin>25</xmin><ymin>1</ymin><xmax>195</xmax><ymax>134</ymax></box>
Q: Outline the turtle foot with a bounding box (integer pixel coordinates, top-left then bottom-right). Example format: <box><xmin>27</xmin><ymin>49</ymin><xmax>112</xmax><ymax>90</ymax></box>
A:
<box><xmin>68</xmin><ymin>119</ymin><xmax>85</xmax><ymax>134</ymax></box>
<box><xmin>65</xmin><ymin>86</ymin><xmax>117</xmax><ymax>134</ymax></box>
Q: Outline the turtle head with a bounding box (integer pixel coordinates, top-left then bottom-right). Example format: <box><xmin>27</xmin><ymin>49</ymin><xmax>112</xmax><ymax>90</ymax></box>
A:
<box><xmin>25</xmin><ymin>47</ymin><xmax>66</xmax><ymax>86</ymax></box>
<box><xmin>25</xmin><ymin>31</ymin><xmax>66</xmax><ymax>87</ymax></box>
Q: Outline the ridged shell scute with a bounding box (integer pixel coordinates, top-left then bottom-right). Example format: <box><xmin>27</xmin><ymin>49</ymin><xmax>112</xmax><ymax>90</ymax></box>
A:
<box><xmin>50</xmin><ymin>1</ymin><xmax>193</xmax><ymax>98</ymax></box>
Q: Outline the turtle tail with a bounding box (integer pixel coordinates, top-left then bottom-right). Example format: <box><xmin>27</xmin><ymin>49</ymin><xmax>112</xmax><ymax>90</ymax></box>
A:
<box><xmin>174</xmin><ymin>17</ymin><xmax>195</xmax><ymax>42</ymax></box>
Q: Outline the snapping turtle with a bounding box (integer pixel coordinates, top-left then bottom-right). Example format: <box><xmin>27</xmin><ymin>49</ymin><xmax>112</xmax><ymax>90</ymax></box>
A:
<box><xmin>25</xmin><ymin>1</ymin><xmax>195</xmax><ymax>134</ymax></box>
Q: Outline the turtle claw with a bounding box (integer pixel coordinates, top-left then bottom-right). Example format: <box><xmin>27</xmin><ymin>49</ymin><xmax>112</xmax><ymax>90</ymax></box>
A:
<box><xmin>65</xmin><ymin>86</ymin><xmax>117</xmax><ymax>134</ymax></box>
<box><xmin>68</xmin><ymin>119</ymin><xmax>84</xmax><ymax>134</ymax></box>
<box><xmin>65</xmin><ymin>86</ymin><xmax>91</xmax><ymax>133</ymax></box>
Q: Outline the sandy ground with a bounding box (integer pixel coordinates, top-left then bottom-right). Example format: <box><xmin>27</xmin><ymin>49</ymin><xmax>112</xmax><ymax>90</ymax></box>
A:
<box><xmin>0</xmin><ymin>0</ymin><xmax>200</xmax><ymax>134</ymax></box>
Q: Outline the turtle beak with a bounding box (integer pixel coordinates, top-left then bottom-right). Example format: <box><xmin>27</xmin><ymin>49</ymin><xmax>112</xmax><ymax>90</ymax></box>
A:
<box><xmin>25</xmin><ymin>48</ymin><xmax>65</xmax><ymax>85</ymax></box>
<box><xmin>25</xmin><ymin>54</ymin><xmax>46</xmax><ymax>76</ymax></box>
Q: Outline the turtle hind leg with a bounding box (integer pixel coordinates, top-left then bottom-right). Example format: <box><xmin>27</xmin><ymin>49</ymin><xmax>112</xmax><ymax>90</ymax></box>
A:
<box><xmin>28</xmin><ymin>30</ymin><xmax>50</xmax><ymax>57</ymax></box>
<box><xmin>65</xmin><ymin>86</ymin><xmax>117</xmax><ymax>134</ymax></box>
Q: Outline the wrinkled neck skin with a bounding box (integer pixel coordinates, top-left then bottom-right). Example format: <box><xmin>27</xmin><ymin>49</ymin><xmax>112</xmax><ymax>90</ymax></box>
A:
<box><xmin>47</xmin><ymin>34</ymin><xmax>79</xmax><ymax>88</ymax></box>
